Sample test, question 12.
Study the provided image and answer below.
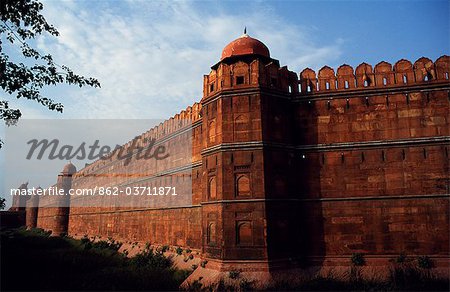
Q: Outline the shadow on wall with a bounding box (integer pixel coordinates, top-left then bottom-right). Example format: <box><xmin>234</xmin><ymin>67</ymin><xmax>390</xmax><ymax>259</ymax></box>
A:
<box><xmin>262</xmin><ymin>93</ymin><xmax>325</xmax><ymax>271</ymax></box>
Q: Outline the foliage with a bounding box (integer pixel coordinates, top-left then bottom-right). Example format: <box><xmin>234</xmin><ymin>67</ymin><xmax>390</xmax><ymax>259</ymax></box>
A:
<box><xmin>395</xmin><ymin>252</ymin><xmax>407</xmax><ymax>263</ymax></box>
<box><xmin>228</xmin><ymin>269</ymin><xmax>241</xmax><ymax>279</ymax></box>
<box><xmin>128</xmin><ymin>245</ymin><xmax>172</xmax><ymax>270</ymax></box>
<box><xmin>176</xmin><ymin>246</ymin><xmax>183</xmax><ymax>255</ymax></box>
<box><xmin>0</xmin><ymin>0</ymin><xmax>100</xmax><ymax>143</ymax></box>
<box><xmin>200</xmin><ymin>259</ymin><xmax>208</xmax><ymax>268</ymax></box>
<box><xmin>351</xmin><ymin>252</ymin><xmax>366</xmax><ymax>266</ymax></box>
<box><xmin>417</xmin><ymin>256</ymin><xmax>434</xmax><ymax>269</ymax></box>
<box><xmin>0</xmin><ymin>197</ymin><xmax>5</xmax><ymax>210</ymax></box>
<box><xmin>1</xmin><ymin>228</ymin><xmax>189</xmax><ymax>290</ymax></box>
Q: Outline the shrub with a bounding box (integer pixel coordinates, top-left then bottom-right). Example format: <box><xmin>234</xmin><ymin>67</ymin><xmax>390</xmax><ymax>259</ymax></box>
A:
<box><xmin>92</xmin><ymin>239</ymin><xmax>122</xmax><ymax>251</ymax></box>
<box><xmin>129</xmin><ymin>248</ymin><xmax>172</xmax><ymax>270</ymax></box>
<box><xmin>396</xmin><ymin>253</ymin><xmax>407</xmax><ymax>263</ymax></box>
<box><xmin>351</xmin><ymin>253</ymin><xmax>366</xmax><ymax>266</ymax></box>
<box><xmin>239</xmin><ymin>278</ymin><xmax>254</xmax><ymax>291</ymax></box>
<box><xmin>417</xmin><ymin>256</ymin><xmax>434</xmax><ymax>269</ymax></box>
<box><xmin>176</xmin><ymin>246</ymin><xmax>183</xmax><ymax>255</ymax></box>
<box><xmin>80</xmin><ymin>236</ymin><xmax>90</xmax><ymax>245</ymax></box>
<box><xmin>200</xmin><ymin>260</ymin><xmax>208</xmax><ymax>268</ymax></box>
<box><xmin>228</xmin><ymin>269</ymin><xmax>241</xmax><ymax>279</ymax></box>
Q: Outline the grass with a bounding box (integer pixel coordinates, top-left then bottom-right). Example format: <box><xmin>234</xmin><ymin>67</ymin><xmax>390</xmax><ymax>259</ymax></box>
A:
<box><xmin>1</xmin><ymin>228</ymin><xmax>448</xmax><ymax>291</ymax></box>
<box><xmin>1</xmin><ymin>227</ymin><xmax>191</xmax><ymax>291</ymax></box>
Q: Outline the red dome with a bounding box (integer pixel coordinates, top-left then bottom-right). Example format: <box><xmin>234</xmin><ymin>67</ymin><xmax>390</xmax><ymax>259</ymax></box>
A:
<box><xmin>221</xmin><ymin>33</ymin><xmax>270</xmax><ymax>61</ymax></box>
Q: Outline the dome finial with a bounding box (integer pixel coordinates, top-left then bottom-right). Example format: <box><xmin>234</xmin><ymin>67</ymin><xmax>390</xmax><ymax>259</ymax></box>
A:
<box><xmin>244</xmin><ymin>26</ymin><xmax>247</xmax><ymax>34</ymax></box>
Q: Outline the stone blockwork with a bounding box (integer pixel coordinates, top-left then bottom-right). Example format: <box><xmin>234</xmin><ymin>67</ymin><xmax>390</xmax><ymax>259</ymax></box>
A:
<box><xmin>24</xmin><ymin>33</ymin><xmax>449</xmax><ymax>279</ymax></box>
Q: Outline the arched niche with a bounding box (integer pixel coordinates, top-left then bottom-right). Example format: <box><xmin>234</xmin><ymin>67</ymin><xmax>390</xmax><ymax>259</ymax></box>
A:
<box><xmin>299</xmin><ymin>68</ymin><xmax>317</xmax><ymax>93</ymax></box>
<box><xmin>235</xmin><ymin>174</ymin><xmax>250</xmax><ymax>197</ymax></box>
<box><xmin>336</xmin><ymin>64</ymin><xmax>355</xmax><ymax>89</ymax></box>
<box><xmin>318</xmin><ymin>66</ymin><xmax>336</xmax><ymax>91</ymax></box>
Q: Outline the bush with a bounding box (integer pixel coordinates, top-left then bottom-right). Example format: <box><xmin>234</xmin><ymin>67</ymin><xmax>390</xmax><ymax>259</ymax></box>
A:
<box><xmin>417</xmin><ymin>256</ymin><xmax>434</xmax><ymax>269</ymax></box>
<box><xmin>228</xmin><ymin>269</ymin><xmax>241</xmax><ymax>279</ymax></box>
<box><xmin>200</xmin><ymin>260</ymin><xmax>208</xmax><ymax>268</ymax></box>
<box><xmin>176</xmin><ymin>246</ymin><xmax>183</xmax><ymax>255</ymax></box>
<box><xmin>92</xmin><ymin>239</ymin><xmax>122</xmax><ymax>251</ymax></box>
<box><xmin>395</xmin><ymin>253</ymin><xmax>407</xmax><ymax>263</ymax></box>
<box><xmin>129</xmin><ymin>247</ymin><xmax>172</xmax><ymax>270</ymax></box>
<box><xmin>351</xmin><ymin>253</ymin><xmax>366</xmax><ymax>266</ymax></box>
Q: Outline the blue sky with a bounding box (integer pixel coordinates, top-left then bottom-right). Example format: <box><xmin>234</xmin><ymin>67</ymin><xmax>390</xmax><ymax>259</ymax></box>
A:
<box><xmin>3</xmin><ymin>0</ymin><xmax>449</xmax><ymax>120</ymax></box>
<box><xmin>1</xmin><ymin>0</ymin><xmax>449</xmax><ymax>208</ymax></box>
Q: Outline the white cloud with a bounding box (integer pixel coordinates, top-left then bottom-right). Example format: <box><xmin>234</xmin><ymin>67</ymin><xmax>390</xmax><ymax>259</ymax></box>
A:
<box><xmin>29</xmin><ymin>0</ymin><xmax>344</xmax><ymax>120</ymax></box>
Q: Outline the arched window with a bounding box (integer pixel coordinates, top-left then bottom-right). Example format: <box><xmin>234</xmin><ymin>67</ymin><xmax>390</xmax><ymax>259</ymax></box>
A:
<box><xmin>403</xmin><ymin>75</ymin><xmax>407</xmax><ymax>84</ymax></box>
<box><xmin>307</xmin><ymin>85</ymin><xmax>311</xmax><ymax>92</ymax></box>
<box><xmin>364</xmin><ymin>80</ymin><xmax>368</xmax><ymax>87</ymax></box>
<box><xmin>208</xmin><ymin>121</ymin><xmax>216</xmax><ymax>143</ymax></box>
<box><xmin>383</xmin><ymin>77</ymin><xmax>387</xmax><ymax>86</ymax></box>
<box><xmin>288</xmin><ymin>85</ymin><xmax>292</xmax><ymax>93</ymax></box>
<box><xmin>208</xmin><ymin>177</ymin><xmax>216</xmax><ymax>199</ymax></box>
<box><xmin>445</xmin><ymin>72</ymin><xmax>449</xmax><ymax>80</ymax></box>
<box><xmin>236</xmin><ymin>221</ymin><xmax>252</xmax><ymax>245</ymax></box>
<box><xmin>344</xmin><ymin>80</ymin><xmax>349</xmax><ymax>89</ymax></box>
<box><xmin>326</xmin><ymin>81</ymin><xmax>330</xmax><ymax>90</ymax></box>
<box><xmin>207</xmin><ymin>222</ymin><xmax>216</xmax><ymax>244</ymax></box>
<box><xmin>236</xmin><ymin>174</ymin><xmax>250</xmax><ymax>197</ymax></box>
<box><xmin>424</xmin><ymin>75</ymin><xmax>429</xmax><ymax>81</ymax></box>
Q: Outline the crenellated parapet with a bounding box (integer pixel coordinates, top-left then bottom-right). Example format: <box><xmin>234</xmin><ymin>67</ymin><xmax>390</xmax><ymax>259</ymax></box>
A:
<box><xmin>76</xmin><ymin>102</ymin><xmax>202</xmax><ymax>177</ymax></box>
<box><xmin>299</xmin><ymin>55</ymin><xmax>449</xmax><ymax>93</ymax></box>
<box><xmin>203</xmin><ymin>58</ymin><xmax>299</xmax><ymax>101</ymax></box>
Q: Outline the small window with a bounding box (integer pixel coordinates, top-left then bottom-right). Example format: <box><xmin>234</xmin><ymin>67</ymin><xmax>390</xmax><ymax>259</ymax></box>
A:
<box><xmin>403</xmin><ymin>75</ymin><xmax>407</xmax><ymax>84</ymax></box>
<box><xmin>210</xmin><ymin>83</ymin><xmax>214</xmax><ymax>92</ymax></box>
<box><xmin>383</xmin><ymin>77</ymin><xmax>387</xmax><ymax>86</ymax></box>
<box><xmin>307</xmin><ymin>85</ymin><xmax>311</xmax><ymax>92</ymax></box>
<box><xmin>288</xmin><ymin>85</ymin><xmax>292</xmax><ymax>93</ymax></box>
<box><xmin>326</xmin><ymin>81</ymin><xmax>330</xmax><ymax>90</ymax></box>
<box><xmin>236</xmin><ymin>76</ymin><xmax>244</xmax><ymax>85</ymax></box>
<box><xmin>445</xmin><ymin>72</ymin><xmax>449</xmax><ymax>80</ymax></box>
<box><xmin>344</xmin><ymin>80</ymin><xmax>349</xmax><ymax>89</ymax></box>
<box><xmin>364</xmin><ymin>80</ymin><xmax>368</xmax><ymax>87</ymax></box>
<box><xmin>424</xmin><ymin>75</ymin><xmax>429</xmax><ymax>81</ymax></box>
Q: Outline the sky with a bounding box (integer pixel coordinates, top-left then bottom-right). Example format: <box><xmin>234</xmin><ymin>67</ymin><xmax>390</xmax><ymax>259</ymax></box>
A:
<box><xmin>1</xmin><ymin>0</ymin><xmax>449</xmax><ymax>208</ymax></box>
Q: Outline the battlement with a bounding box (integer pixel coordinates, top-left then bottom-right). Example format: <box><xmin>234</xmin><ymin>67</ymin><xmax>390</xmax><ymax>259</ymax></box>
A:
<box><xmin>299</xmin><ymin>55</ymin><xmax>449</xmax><ymax>93</ymax></box>
<box><xmin>203</xmin><ymin>58</ymin><xmax>299</xmax><ymax>100</ymax></box>
<box><xmin>76</xmin><ymin>102</ymin><xmax>202</xmax><ymax>177</ymax></box>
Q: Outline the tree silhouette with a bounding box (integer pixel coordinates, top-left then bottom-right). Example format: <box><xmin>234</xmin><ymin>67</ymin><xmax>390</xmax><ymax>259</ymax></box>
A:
<box><xmin>0</xmin><ymin>0</ymin><xmax>100</xmax><ymax>145</ymax></box>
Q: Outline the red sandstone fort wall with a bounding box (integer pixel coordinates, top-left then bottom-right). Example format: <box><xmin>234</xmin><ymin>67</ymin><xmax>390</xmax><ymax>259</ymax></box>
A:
<box><xmin>261</xmin><ymin>55</ymin><xmax>449</xmax><ymax>266</ymax></box>
<box><xmin>35</xmin><ymin>54</ymin><xmax>449</xmax><ymax>269</ymax></box>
